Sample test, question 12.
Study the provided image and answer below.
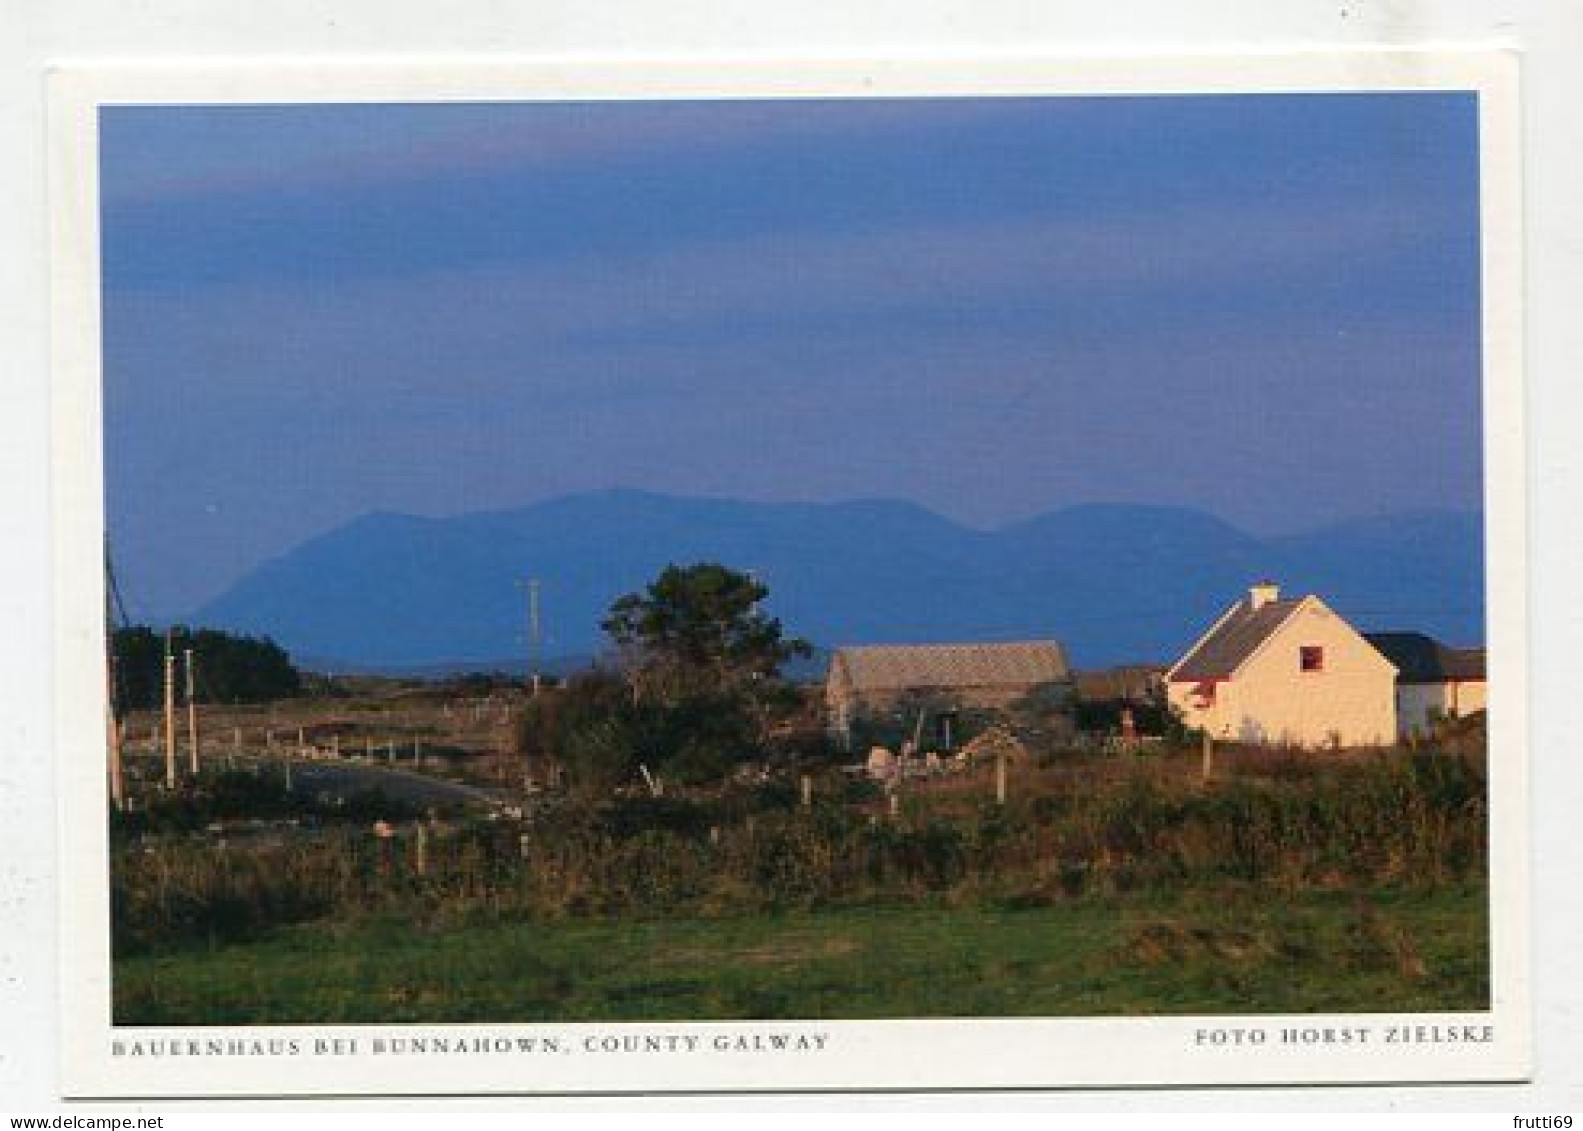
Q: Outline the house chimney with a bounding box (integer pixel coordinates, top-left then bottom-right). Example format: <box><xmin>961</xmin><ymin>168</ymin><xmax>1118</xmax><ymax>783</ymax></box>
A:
<box><xmin>1249</xmin><ymin>581</ymin><xmax>1280</xmax><ymax>611</ymax></box>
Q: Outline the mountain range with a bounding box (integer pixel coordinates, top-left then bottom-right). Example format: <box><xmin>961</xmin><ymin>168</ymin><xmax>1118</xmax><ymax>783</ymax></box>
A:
<box><xmin>189</xmin><ymin>489</ymin><xmax>1485</xmax><ymax>672</ymax></box>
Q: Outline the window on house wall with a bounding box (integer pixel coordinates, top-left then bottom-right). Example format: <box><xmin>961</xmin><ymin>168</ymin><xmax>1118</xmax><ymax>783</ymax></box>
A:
<box><xmin>1300</xmin><ymin>646</ymin><xmax>1325</xmax><ymax>672</ymax></box>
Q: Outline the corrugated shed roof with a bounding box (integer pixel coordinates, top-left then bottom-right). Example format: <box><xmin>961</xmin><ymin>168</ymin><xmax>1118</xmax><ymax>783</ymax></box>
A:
<box><xmin>1075</xmin><ymin>665</ymin><xmax>1167</xmax><ymax>702</ymax></box>
<box><xmin>1365</xmin><ymin>632</ymin><xmax>1487</xmax><ymax>684</ymax></box>
<box><xmin>1170</xmin><ymin>598</ymin><xmax>1303</xmax><ymax>681</ymax></box>
<box><xmin>830</xmin><ymin>641</ymin><xmax>1070</xmax><ymax>693</ymax></box>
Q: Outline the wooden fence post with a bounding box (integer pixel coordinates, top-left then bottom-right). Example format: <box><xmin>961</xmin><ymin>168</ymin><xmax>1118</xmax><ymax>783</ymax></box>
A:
<box><xmin>1201</xmin><ymin>732</ymin><xmax>1214</xmax><ymax>783</ymax></box>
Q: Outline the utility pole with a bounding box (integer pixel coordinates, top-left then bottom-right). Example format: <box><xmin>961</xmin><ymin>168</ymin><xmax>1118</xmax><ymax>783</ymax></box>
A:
<box><xmin>162</xmin><ymin>631</ymin><xmax>177</xmax><ymax>790</ymax></box>
<box><xmin>184</xmin><ymin>647</ymin><xmax>199</xmax><ymax>777</ymax></box>
<box><xmin>103</xmin><ymin>546</ymin><xmax>127</xmax><ymax>810</ymax></box>
<box><xmin>104</xmin><ymin>620</ymin><xmax>124</xmax><ymax>813</ymax></box>
<box><xmin>105</xmin><ymin>683</ymin><xmax>124</xmax><ymax>812</ymax></box>
<box><xmin>526</xmin><ymin>578</ymin><xmax>542</xmax><ymax>698</ymax></box>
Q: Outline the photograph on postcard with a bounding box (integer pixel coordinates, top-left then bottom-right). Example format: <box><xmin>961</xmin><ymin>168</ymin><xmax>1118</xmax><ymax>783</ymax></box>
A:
<box><xmin>55</xmin><ymin>56</ymin><xmax>1526</xmax><ymax>1093</ymax></box>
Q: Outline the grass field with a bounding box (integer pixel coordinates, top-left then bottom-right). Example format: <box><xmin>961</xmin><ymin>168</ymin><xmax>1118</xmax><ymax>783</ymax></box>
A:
<box><xmin>113</xmin><ymin>883</ymin><xmax>1487</xmax><ymax>1024</ymax></box>
<box><xmin>110</xmin><ymin>729</ymin><xmax>1490</xmax><ymax>1024</ymax></box>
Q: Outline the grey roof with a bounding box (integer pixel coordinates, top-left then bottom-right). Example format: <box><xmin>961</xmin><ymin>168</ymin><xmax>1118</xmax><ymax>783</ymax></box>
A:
<box><xmin>829</xmin><ymin>641</ymin><xmax>1070</xmax><ymax>694</ymax></box>
<box><xmin>1170</xmin><ymin>598</ymin><xmax>1304</xmax><ymax>682</ymax></box>
<box><xmin>1075</xmin><ymin>665</ymin><xmax>1167</xmax><ymax>703</ymax></box>
<box><xmin>1364</xmin><ymin>632</ymin><xmax>1486</xmax><ymax>684</ymax></box>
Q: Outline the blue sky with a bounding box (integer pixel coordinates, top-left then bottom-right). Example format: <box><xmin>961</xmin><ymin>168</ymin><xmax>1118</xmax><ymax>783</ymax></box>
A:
<box><xmin>100</xmin><ymin>94</ymin><xmax>1483</xmax><ymax>619</ymax></box>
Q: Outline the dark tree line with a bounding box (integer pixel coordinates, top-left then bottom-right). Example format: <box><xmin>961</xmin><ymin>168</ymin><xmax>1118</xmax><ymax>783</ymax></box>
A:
<box><xmin>111</xmin><ymin>626</ymin><xmax>302</xmax><ymax>709</ymax></box>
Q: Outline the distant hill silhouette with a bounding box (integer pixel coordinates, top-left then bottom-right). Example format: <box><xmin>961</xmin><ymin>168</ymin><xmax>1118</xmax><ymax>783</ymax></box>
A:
<box><xmin>190</xmin><ymin>489</ymin><xmax>1485</xmax><ymax>671</ymax></box>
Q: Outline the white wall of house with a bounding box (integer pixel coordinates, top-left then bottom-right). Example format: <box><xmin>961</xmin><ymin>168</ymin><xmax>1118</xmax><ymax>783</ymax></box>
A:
<box><xmin>1453</xmin><ymin>680</ymin><xmax>1488</xmax><ymax>718</ymax></box>
<box><xmin>1167</xmin><ymin>677</ymin><xmax>1226</xmax><ymax>738</ymax></box>
<box><xmin>1169</xmin><ymin>600</ymin><xmax>1397</xmax><ymax>747</ymax></box>
<box><xmin>1397</xmin><ymin>681</ymin><xmax>1489</xmax><ymax>737</ymax></box>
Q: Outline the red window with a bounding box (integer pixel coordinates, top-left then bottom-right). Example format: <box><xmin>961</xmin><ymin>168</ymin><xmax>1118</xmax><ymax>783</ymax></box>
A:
<box><xmin>1300</xmin><ymin>646</ymin><xmax>1325</xmax><ymax>672</ymax></box>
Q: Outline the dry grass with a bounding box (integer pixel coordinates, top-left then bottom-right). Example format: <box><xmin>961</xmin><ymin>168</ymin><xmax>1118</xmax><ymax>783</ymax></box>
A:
<box><xmin>112</xmin><ymin>740</ymin><xmax>1487</xmax><ymax>959</ymax></box>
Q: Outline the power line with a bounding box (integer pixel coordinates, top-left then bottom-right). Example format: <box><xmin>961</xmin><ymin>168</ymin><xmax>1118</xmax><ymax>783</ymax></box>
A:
<box><xmin>104</xmin><ymin>544</ymin><xmax>133</xmax><ymax>631</ymax></box>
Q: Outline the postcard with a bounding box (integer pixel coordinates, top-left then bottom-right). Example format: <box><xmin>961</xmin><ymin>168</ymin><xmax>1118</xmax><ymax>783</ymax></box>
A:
<box><xmin>50</xmin><ymin>51</ymin><xmax>1526</xmax><ymax>1097</ymax></box>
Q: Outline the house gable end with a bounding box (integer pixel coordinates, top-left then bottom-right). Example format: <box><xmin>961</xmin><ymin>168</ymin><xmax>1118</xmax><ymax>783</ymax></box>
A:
<box><xmin>1240</xmin><ymin>597</ymin><xmax>1398</xmax><ymax>682</ymax></box>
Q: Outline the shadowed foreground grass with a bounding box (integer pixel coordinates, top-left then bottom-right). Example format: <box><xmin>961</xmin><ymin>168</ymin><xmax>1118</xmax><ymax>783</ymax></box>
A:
<box><xmin>114</xmin><ymin>884</ymin><xmax>1486</xmax><ymax>1024</ymax></box>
